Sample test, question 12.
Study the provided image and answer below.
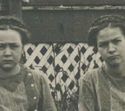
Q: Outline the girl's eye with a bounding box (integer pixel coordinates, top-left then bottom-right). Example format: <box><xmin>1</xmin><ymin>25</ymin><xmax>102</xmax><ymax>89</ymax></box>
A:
<box><xmin>98</xmin><ymin>42</ymin><xmax>108</xmax><ymax>48</ymax></box>
<box><xmin>112</xmin><ymin>39</ymin><xmax>121</xmax><ymax>44</ymax></box>
<box><xmin>0</xmin><ymin>44</ymin><xmax>6</xmax><ymax>49</ymax></box>
<box><xmin>10</xmin><ymin>44</ymin><xmax>19</xmax><ymax>49</ymax></box>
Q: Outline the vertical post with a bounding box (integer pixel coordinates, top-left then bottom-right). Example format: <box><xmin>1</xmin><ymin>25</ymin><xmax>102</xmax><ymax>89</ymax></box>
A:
<box><xmin>8</xmin><ymin>0</ymin><xmax>22</xmax><ymax>19</ymax></box>
<box><xmin>0</xmin><ymin>0</ymin><xmax>9</xmax><ymax>15</ymax></box>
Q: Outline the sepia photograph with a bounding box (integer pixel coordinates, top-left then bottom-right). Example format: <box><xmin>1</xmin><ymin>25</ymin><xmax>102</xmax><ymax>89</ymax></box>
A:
<box><xmin>0</xmin><ymin>0</ymin><xmax>125</xmax><ymax>111</ymax></box>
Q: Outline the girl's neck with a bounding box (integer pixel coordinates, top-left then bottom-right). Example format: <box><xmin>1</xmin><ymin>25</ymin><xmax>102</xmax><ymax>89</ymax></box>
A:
<box><xmin>0</xmin><ymin>64</ymin><xmax>21</xmax><ymax>78</ymax></box>
<box><xmin>104</xmin><ymin>62</ymin><xmax>125</xmax><ymax>77</ymax></box>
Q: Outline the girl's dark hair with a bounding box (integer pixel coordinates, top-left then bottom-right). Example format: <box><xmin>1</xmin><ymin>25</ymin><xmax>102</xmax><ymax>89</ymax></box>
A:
<box><xmin>88</xmin><ymin>15</ymin><xmax>125</xmax><ymax>47</ymax></box>
<box><xmin>0</xmin><ymin>16</ymin><xmax>30</xmax><ymax>45</ymax></box>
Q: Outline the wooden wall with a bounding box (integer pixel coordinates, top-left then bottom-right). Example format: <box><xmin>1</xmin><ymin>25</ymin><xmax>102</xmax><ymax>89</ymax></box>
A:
<box><xmin>22</xmin><ymin>7</ymin><xmax>125</xmax><ymax>43</ymax></box>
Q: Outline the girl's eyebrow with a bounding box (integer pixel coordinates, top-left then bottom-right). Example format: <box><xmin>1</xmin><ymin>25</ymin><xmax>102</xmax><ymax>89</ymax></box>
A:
<box><xmin>98</xmin><ymin>36</ymin><xmax>122</xmax><ymax>43</ymax></box>
<box><xmin>0</xmin><ymin>43</ymin><xmax>20</xmax><ymax>46</ymax></box>
<box><xmin>0</xmin><ymin>41</ymin><xmax>20</xmax><ymax>44</ymax></box>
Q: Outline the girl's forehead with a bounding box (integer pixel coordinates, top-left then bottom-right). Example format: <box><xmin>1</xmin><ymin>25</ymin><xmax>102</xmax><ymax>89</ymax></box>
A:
<box><xmin>97</xmin><ymin>27</ymin><xmax>124</xmax><ymax>42</ymax></box>
<box><xmin>0</xmin><ymin>29</ymin><xmax>22</xmax><ymax>44</ymax></box>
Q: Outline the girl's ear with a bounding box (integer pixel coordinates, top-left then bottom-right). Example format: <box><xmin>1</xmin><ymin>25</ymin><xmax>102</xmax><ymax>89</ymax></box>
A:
<box><xmin>20</xmin><ymin>49</ymin><xmax>26</xmax><ymax>64</ymax></box>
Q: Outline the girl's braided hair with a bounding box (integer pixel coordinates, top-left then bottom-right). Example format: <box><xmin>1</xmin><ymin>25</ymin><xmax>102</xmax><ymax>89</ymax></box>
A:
<box><xmin>88</xmin><ymin>15</ymin><xmax>125</xmax><ymax>47</ymax></box>
<box><xmin>0</xmin><ymin>16</ymin><xmax>30</xmax><ymax>45</ymax></box>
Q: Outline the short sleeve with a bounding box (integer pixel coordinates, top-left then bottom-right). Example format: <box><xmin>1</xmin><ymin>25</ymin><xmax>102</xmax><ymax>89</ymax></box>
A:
<box><xmin>78</xmin><ymin>72</ymin><xmax>98</xmax><ymax>111</ymax></box>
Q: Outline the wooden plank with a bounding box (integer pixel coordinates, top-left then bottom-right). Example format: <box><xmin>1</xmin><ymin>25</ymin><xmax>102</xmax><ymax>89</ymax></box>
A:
<box><xmin>8</xmin><ymin>0</ymin><xmax>22</xmax><ymax>19</ymax></box>
<box><xmin>25</xmin><ymin>0</ymin><xmax>125</xmax><ymax>6</ymax></box>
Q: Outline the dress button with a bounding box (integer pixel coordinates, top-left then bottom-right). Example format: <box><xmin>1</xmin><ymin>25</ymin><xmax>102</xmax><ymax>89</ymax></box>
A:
<box><xmin>28</xmin><ymin>73</ymin><xmax>32</xmax><ymax>76</ymax></box>
<box><xmin>33</xmin><ymin>96</ymin><xmax>37</xmax><ymax>100</ymax></box>
<box><xmin>31</xmin><ymin>83</ymin><xmax>34</xmax><ymax>87</ymax></box>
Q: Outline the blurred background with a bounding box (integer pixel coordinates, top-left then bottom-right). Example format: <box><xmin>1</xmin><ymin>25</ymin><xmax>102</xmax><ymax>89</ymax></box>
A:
<box><xmin>1</xmin><ymin>0</ymin><xmax>125</xmax><ymax>111</ymax></box>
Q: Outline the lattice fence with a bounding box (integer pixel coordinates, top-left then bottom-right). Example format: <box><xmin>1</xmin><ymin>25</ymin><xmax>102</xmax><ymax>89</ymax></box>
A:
<box><xmin>24</xmin><ymin>43</ymin><xmax>103</xmax><ymax>101</ymax></box>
